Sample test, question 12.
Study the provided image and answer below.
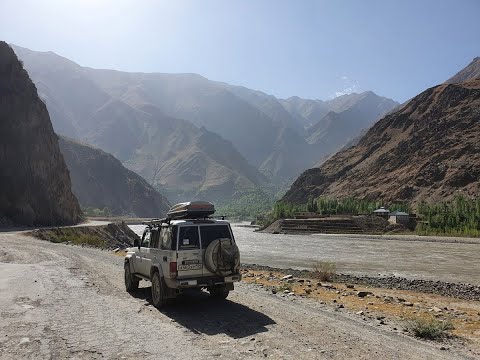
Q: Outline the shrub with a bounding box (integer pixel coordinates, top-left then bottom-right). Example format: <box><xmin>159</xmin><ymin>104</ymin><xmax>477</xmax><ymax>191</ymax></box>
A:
<box><xmin>406</xmin><ymin>316</ymin><xmax>454</xmax><ymax>340</ymax></box>
<box><xmin>277</xmin><ymin>283</ymin><xmax>292</xmax><ymax>292</ymax></box>
<box><xmin>312</xmin><ymin>261</ymin><xmax>336</xmax><ymax>281</ymax></box>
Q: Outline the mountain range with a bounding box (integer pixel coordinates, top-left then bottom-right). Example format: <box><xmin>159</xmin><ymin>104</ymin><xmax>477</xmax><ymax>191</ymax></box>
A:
<box><xmin>282</xmin><ymin>60</ymin><xmax>480</xmax><ymax>206</ymax></box>
<box><xmin>12</xmin><ymin>44</ymin><xmax>398</xmax><ymax>203</ymax></box>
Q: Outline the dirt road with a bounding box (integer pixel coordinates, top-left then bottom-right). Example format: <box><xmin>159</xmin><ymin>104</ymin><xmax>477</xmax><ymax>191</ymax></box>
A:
<box><xmin>0</xmin><ymin>232</ymin><xmax>471</xmax><ymax>359</ymax></box>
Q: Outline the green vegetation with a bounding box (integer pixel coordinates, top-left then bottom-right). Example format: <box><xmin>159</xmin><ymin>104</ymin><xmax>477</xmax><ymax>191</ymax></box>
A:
<box><xmin>266</xmin><ymin>197</ymin><xmax>409</xmax><ymax>224</ymax></box>
<box><xmin>315</xmin><ymin>197</ymin><xmax>410</xmax><ymax>215</ymax></box>
<box><xmin>312</xmin><ymin>261</ymin><xmax>337</xmax><ymax>282</ymax></box>
<box><xmin>36</xmin><ymin>228</ymin><xmax>106</xmax><ymax>247</ymax></box>
<box><xmin>82</xmin><ymin>207</ymin><xmax>112</xmax><ymax>217</ymax></box>
<box><xmin>276</xmin><ymin>283</ymin><xmax>293</xmax><ymax>293</ymax></box>
<box><xmin>406</xmin><ymin>316</ymin><xmax>454</xmax><ymax>340</ymax></box>
<box><xmin>216</xmin><ymin>188</ymin><xmax>275</xmax><ymax>220</ymax></box>
<box><xmin>416</xmin><ymin>195</ymin><xmax>480</xmax><ymax>237</ymax></box>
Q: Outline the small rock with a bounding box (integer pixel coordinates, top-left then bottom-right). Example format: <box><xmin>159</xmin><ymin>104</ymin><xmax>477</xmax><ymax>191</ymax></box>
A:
<box><xmin>283</xmin><ymin>290</ymin><xmax>290</xmax><ymax>294</ymax></box>
<box><xmin>272</xmin><ymin>289</ymin><xmax>277</xmax><ymax>294</ymax></box>
<box><xmin>346</xmin><ymin>284</ymin><xmax>355</xmax><ymax>289</ymax></box>
<box><xmin>403</xmin><ymin>302</ymin><xmax>413</xmax><ymax>307</ymax></box>
<box><xmin>357</xmin><ymin>291</ymin><xmax>370</xmax><ymax>298</ymax></box>
<box><xmin>356</xmin><ymin>311</ymin><xmax>364</xmax><ymax>315</ymax></box>
<box><xmin>440</xmin><ymin>346</ymin><xmax>447</xmax><ymax>351</ymax></box>
<box><xmin>113</xmin><ymin>247</ymin><xmax>120</xmax><ymax>252</ymax></box>
<box><xmin>282</xmin><ymin>275</ymin><xmax>293</xmax><ymax>280</ymax></box>
<box><xmin>19</xmin><ymin>337</ymin><xmax>30</xmax><ymax>345</ymax></box>
<box><xmin>397</xmin><ymin>298</ymin><xmax>406</xmax><ymax>303</ymax></box>
<box><xmin>367</xmin><ymin>302</ymin><xmax>374</xmax><ymax>306</ymax></box>
<box><xmin>337</xmin><ymin>304</ymin><xmax>344</xmax><ymax>309</ymax></box>
<box><xmin>432</xmin><ymin>307</ymin><xmax>442</xmax><ymax>313</ymax></box>
<box><xmin>335</xmin><ymin>290</ymin><xmax>341</xmax><ymax>294</ymax></box>
<box><xmin>297</xmin><ymin>279</ymin><xmax>305</xmax><ymax>283</ymax></box>
<box><xmin>304</xmin><ymin>288</ymin><xmax>312</xmax><ymax>294</ymax></box>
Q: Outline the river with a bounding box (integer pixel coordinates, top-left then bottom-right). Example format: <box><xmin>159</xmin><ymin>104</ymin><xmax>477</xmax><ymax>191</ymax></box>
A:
<box><xmin>129</xmin><ymin>223</ymin><xmax>480</xmax><ymax>285</ymax></box>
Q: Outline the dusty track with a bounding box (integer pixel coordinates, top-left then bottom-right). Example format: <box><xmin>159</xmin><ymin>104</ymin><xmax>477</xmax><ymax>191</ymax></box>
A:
<box><xmin>0</xmin><ymin>232</ymin><xmax>472</xmax><ymax>359</ymax></box>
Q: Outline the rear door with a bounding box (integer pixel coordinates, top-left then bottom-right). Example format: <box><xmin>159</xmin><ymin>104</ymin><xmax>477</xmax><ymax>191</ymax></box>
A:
<box><xmin>176</xmin><ymin>225</ymin><xmax>203</xmax><ymax>278</ymax></box>
<box><xmin>199</xmin><ymin>224</ymin><xmax>234</xmax><ymax>276</ymax></box>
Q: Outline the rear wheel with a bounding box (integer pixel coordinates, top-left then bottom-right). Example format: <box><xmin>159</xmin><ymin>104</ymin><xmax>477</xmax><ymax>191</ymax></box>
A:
<box><xmin>209</xmin><ymin>286</ymin><xmax>230</xmax><ymax>299</ymax></box>
<box><xmin>151</xmin><ymin>272</ymin><xmax>166</xmax><ymax>308</ymax></box>
<box><xmin>124</xmin><ymin>263</ymin><xmax>139</xmax><ymax>292</ymax></box>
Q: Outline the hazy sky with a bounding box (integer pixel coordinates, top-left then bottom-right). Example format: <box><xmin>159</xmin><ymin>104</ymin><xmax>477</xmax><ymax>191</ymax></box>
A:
<box><xmin>1</xmin><ymin>0</ymin><xmax>479</xmax><ymax>102</ymax></box>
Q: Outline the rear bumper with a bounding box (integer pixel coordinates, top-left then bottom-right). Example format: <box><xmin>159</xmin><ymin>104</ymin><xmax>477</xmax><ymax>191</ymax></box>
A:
<box><xmin>171</xmin><ymin>274</ymin><xmax>242</xmax><ymax>288</ymax></box>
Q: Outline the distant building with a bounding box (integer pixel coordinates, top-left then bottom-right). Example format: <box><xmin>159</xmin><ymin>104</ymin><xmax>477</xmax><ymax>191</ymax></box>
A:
<box><xmin>373</xmin><ymin>207</ymin><xmax>390</xmax><ymax>219</ymax></box>
<box><xmin>389</xmin><ymin>211</ymin><xmax>410</xmax><ymax>224</ymax></box>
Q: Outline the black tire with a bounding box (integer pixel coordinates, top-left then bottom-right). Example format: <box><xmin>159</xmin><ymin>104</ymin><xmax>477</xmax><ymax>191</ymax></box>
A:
<box><xmin>124</xmin><ymin>262</ymin><xmax>139</xmax><ymax>292</ymax></box>
<box><xmin>151</xmin><ymin>272</ymin><xmax>166</xmax><ymax>309</ymax></box>
<box><xmin>209</xmin><ymin>286</ymin><xmax>230</xmax><ymax>300</ymax></box>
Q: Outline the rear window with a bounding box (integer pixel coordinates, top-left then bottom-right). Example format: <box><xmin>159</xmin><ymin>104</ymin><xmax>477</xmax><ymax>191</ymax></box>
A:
<box><xmin>200</xmin><ymin>225</ymin><xmax>232</xmax><ymax>249</ymax></box>
<box><xmin>178</xmin><ymin>226</ymin><xmax>200</xmax><ymax>250</ymax></box>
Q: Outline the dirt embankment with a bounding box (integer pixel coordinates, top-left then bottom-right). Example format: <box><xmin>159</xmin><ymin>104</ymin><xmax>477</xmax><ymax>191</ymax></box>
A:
<box><xmin>243</xmin><ymin>263</ymin><xmax>480</xmax><ymax>301</ymax></box>
<box><xmin>28</xmin><ymin>222</ymin><xmax>139</xmax><ymax>249</ymax></box>
<box><xmin>260</xmin><ymin>215</ymin><xmax>394</xmax><ymax>234</ymax></box>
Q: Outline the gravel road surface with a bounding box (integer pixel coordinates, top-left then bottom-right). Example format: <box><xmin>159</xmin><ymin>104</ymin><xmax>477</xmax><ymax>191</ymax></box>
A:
<box><xmin>0</xmin><ymin>231</ymin><xmax>471</xmax><ymax>359</ymax></box>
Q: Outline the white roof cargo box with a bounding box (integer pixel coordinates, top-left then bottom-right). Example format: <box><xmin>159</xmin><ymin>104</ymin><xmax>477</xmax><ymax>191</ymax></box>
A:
<box><xmin>167</xmin><ymin>201</ymin><xmax>215</xmax><ymax>220</ymax></box>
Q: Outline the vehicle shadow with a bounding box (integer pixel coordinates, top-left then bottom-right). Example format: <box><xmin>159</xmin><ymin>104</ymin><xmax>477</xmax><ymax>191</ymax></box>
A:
<box><xmin>130</xmin><ymin>287</ymin><xmax>276</xmax><ymax>338</ymax></box>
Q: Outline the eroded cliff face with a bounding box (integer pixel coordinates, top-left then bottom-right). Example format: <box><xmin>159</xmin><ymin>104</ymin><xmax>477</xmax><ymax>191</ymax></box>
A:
<box><xmin>0</xmin><ymin>42</ymin><xmax>82</xmax><ymax>225</ymax></box>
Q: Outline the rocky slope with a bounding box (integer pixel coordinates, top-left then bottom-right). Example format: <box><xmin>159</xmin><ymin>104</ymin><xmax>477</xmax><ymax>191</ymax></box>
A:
<box><xmin>0</xmin><ymin>42</ymin><xmax>81</xmax><ymax>226</ymax></box>
<box><xmin>282</xmin><ymin>79</ymin><xmax>480</xmax><ymax>205</ymax></box>
<box><xmin>59</xmin><ymin>137</ymin><xmax>170</xmax><ymax>217</ymax></box>
<box><xmin>445</xmin><ymin>57</ymin><xmax>480</xmax><ymax>84</ymax></box>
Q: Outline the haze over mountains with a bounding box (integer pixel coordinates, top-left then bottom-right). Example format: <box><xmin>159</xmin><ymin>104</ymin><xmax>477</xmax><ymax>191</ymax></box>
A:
<box><xmin>59</xmin><ymin>137</ymin><xmax>170</xmax><ymax>217</ymax></box>
<box><xmin>0</xmin><ymin>42</ymin><xmax>81</xmax><ymax>225</ymax></box>
<box><xmin>283</xmin><ymin>60</ymin><xmax>480</xmax><ymax>206</ymax></box>
<box><xmin>12</xmin><ymin>44</ymin><xmax>398</xmax><ymax>203</ymax></box>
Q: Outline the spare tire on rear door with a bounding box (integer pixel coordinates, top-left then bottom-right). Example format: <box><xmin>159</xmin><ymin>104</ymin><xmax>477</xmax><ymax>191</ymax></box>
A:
<box><xmin>204</xmin><ymin>238</ymin><xmax>240</xmax><ymax>276</ymax></box>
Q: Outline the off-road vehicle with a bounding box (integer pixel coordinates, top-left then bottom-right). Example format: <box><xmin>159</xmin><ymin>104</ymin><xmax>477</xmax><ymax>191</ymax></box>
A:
<box><xmin>124</xmin><ymin>201</ymin><xmax>241</xmax><ymax>308</ymax></box>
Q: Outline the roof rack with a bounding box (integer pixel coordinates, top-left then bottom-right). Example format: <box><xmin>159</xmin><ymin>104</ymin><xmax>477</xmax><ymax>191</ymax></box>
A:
<box><xmin>142</xmin><ymin>218</ymin><xmax>169</xmax><ymax>227</ymax></box>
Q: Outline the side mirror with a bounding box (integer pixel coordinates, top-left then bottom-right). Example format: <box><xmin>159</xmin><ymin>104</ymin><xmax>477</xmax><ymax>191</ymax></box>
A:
<box><xmin>134</xmin><ymin>239</ymin><xmax>140</xmax><ymax>248</ymax></box>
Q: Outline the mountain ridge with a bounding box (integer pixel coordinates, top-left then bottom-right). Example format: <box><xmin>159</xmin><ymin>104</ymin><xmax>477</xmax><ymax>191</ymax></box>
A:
<box><xmin>282</xmin><ymin>79</ymin><xmax>480</xmax><ymax>206</ymax></box>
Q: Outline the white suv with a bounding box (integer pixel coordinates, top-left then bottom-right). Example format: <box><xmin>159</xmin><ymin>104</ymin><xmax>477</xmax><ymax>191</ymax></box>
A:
<box><xmin>124</xmin><ymin>202</ymin><xmax>241</xmax><ymax>308</ymax></box>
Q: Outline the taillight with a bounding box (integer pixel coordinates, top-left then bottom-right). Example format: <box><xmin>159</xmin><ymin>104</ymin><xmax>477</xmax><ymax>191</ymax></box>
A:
<box><xmin>169</xmin><ymin>262</ymin><xmax>177</xmax><ymax>278</ymax></box>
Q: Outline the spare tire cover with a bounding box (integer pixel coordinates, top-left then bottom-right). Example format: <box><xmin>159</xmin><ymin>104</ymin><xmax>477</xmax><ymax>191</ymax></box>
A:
<box><xmin>204</xmin><ymin>238</ymin><xmax>240</xmax><ymax>276</ymax></box>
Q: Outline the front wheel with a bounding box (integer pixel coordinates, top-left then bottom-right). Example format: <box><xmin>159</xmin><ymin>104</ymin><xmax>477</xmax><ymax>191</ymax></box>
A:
<box><xmin>151</xmin><ymin>272</ymin><xmax>166</xmax><ymax>309</ymax></box>
<box><xmin>124</xmin><ymin>263</ymin><xmax>139</xmax><ymax>292</ymax></box>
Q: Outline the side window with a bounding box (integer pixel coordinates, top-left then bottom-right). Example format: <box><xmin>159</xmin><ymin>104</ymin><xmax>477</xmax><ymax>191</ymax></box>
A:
<box><xmin>150</xmin><ymin>229</ymin><xmax>160</xmax><ymax>249</ymax></box>
<box><xmin>160</xmin><ymin>227</ymin><xmax>172</xmax><ymax>250</ymax></box>
<box><xmin>141</xmin><ymin>229</ymin><xmax>151</xmax><ymax>248</ymax></box>
<box><xmin>178</xmin><ymin>226</ymin><xmax>199</xmax><ymax>250</ymax></box>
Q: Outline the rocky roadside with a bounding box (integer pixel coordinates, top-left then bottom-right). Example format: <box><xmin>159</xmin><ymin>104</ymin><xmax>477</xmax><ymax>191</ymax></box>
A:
<box><xmin>242</xmin><ymin>263</ymin><xmax>480</xmax><ymax>301</ymax></box>
<box><xmin>240</xmin><ymin>268</ymin><xmax>480</xmax><ymax>355</ymax></box>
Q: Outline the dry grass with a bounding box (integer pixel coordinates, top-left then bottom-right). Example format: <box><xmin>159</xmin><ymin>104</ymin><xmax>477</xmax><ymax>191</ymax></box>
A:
<box><xmin>405</xmin><ymin>315</ymin><xmax>454</xmax><ymax>340</ymax></box>
<box><xmin>312</xmin><ymin>261</ymin><xmax>336</xmax><ymax>281</ymax></box>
